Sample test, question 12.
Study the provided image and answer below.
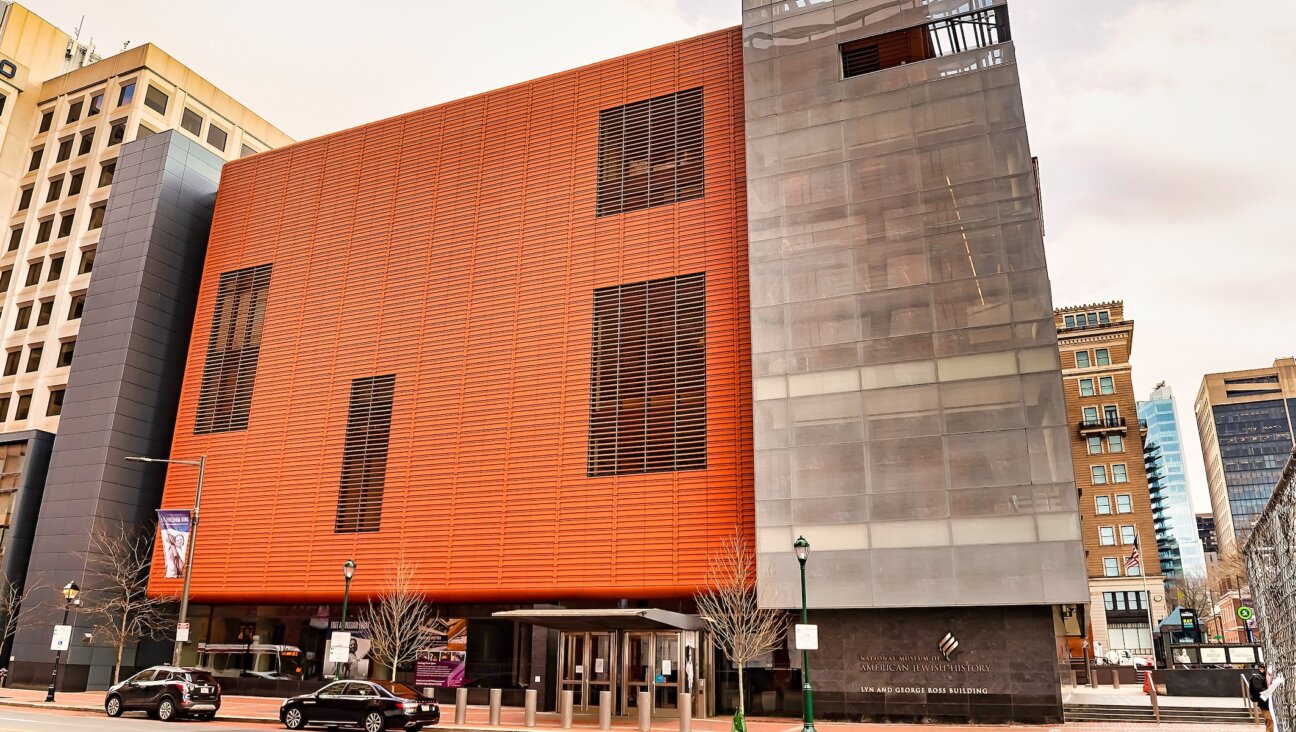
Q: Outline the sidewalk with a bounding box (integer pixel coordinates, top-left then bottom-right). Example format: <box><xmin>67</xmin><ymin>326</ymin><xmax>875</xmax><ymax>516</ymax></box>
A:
<box><xmin>1063</xmin><ymin>685</ymin><xmax>1252</xmax><ymax>709</ymax></box>
<box><xmin>0</xmin><ymin>686</ymin><xmax>1261</xmax><ymax>732</ymax></box>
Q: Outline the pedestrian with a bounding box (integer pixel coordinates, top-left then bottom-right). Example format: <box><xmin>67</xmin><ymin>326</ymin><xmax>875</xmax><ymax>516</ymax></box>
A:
<box><xmin>1262</xmin><ymin>668</ymin><xmax>1286</xmax><ymax>732</ymax></box>
<box><xmin>1250</xmin><ymin>669</ymin><xmax>1274</xmax><ymax>732</ymax></box>
<box><xmin>0</xmin><ymin>667</ymin><xmax>8</xmax><ymax>687</ymax></box>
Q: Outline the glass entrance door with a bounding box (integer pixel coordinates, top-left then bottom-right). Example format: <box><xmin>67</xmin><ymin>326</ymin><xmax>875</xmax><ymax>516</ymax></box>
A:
<box><xmin>588</xmin><ymin>632</ymin><xmax>613</xmax><ymax>710</ymax></box>
<box><xmin>560</xmin><ymin>633</ymin><xmax>587</xmax><ymax>709</ymax></box>
<box><xmin>559</xmin><ymin>632</ymin><xmax>615</xmax><ymax>712</ymax></box>
<box><xmin>621</xmin><ymin>631</ymin><xmax>683</xmax><ymax>717</ymax></box>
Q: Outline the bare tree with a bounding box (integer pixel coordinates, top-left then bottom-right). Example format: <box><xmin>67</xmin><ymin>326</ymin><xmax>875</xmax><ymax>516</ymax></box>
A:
<box><xmin>361</xmin><ymin>559</ymin><xmax>437</xmax><ymax>681</ymax></box>
<box><xmin>0</xmin><ymin>571</ymin><xmax>42</xmax><ymax>658</ymax></box>
<box><xmin>1171</xmin><ymin>574</ymin><xmax>1212</xmax><ymax>614</ymax></box>
<box><xmin>1209</xmin><ymin>548</ymin><xmax>1249</xmax><ymax>595</ymax></box>
<box><xmin>80</xmin><ymin>521</ymin><xmax>177</xmax><ymax>684</ymax></box>
<box><xmin>695</xmin><ymin>529</ymin><xmax>788</xmax><ymax>720</ymax></box>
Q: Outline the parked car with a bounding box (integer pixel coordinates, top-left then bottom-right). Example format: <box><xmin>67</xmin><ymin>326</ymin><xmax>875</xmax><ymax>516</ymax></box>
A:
<box><xmin>280</xmin><ymin>680</ymin><xmax>439</xmax><ymax>731</ymax></box>
<box><xmin>104</xmin><ymin>665</ymin><xmax>221</xmax><ymax>721</ymax></box>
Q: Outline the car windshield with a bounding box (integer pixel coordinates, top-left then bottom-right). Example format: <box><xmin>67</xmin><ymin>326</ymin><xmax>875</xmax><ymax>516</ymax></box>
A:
<box><xmin>374</xmin><ymin>682</ymin><xmax>422</xmax><ymax>699</ymax></box>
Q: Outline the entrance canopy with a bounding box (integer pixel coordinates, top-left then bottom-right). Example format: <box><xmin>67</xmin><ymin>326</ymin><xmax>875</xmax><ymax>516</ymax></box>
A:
<box><xmin>492</xmin><ymin>608</ymin><xmax>703</xmax><ymax>632</ymax></box>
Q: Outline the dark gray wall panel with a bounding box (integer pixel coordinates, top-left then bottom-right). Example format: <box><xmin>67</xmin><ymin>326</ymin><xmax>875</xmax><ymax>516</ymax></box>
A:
<box><xmin>10</xmin><ymin>131</ymin><xmax>224</xmax><ymax>690</ymax></box>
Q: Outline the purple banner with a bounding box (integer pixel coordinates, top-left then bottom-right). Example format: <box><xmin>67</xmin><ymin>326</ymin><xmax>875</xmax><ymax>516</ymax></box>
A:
<box><xmin>156</xmin><ymin>509</ymin><xmax>191</xmax><ymax>579</ymax></box>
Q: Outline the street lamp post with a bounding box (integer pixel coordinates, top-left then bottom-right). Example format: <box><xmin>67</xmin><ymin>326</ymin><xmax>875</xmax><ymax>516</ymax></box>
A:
<box><xmin>44</xmin><ymin>581</ymin><xmax>80</xmax><ymax>703</ymax></box>
<box><xmin>335</xmin><ymin>560</ymin><xmax>356</xmax><ymax>680</ymax></box>
<box><xmin>794</xmin><ymin>536</ymin><xmax>815</xmax><ymax>732</ymax></box>
<box><xmin>125</xmin><ymin>454</ymin><xmax>206</xmax><ymax>666</ymax></box>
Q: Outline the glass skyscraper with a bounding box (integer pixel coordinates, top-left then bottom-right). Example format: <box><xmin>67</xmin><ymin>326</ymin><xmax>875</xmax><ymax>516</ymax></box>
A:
<box><xmin>1138</xmin><ymin>385</ymin><xmax>1207</xmax><ymax>578</ymax></box>
<box><xmin>1195</xmin><ymin>359</ymin><xmax>1296</xmax><ymax>555</ymax></box>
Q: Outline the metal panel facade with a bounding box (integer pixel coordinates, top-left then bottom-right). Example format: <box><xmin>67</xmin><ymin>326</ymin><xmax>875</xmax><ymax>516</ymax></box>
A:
<box><xmin>12</xmin><ymin>131</ymin><xmax>225</xmax><ymax>688</ymax></box>
<box><xmin>151</xmin><ymin>29</ymin><xmax>753</xmax><ymax>605</ymax></box>
<box><xmin>741</xmin><ymin>0</ymin><xmax>1088</xmax><ymax>608</ymax></box>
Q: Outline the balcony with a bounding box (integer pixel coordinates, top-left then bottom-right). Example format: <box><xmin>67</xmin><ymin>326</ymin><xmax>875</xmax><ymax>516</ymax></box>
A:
<box><xmin>1078</xmin><ymin>416</ymin><xmax>1128</xmax><ymax>435</ymax></box>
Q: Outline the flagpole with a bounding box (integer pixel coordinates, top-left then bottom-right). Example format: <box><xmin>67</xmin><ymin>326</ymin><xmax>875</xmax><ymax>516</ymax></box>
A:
<box><xmin>1135</xmin><ymin>528</ymin><xmax>1155</xmax><ymax>659</ymax></box>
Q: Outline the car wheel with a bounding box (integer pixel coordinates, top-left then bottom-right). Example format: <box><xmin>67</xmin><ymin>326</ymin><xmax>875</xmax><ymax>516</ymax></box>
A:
<box><xmin>157</xmin><ymin>696</ymin><xmax>177</xmax><ymax>722</ymax></box>
<box><xmin>363</xmin><ymin>710</ymin><xmax>385</xmax><ymax>732</ymax></box>
<box><xmin>283</xmin><ymin>705</ymin><xmax>307</xmax><ymax>730</ymax></box>
<box><xmin>105</xmin><ymin>694</ymin><xmax>124</xmax><ymax>717</ymax></box>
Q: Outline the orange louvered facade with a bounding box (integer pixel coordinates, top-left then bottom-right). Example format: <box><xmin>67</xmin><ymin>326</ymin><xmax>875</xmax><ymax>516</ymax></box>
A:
<box><xmin>149</xmin><ymin>28</ymin><xmax>751</xmax><ymax>605</ymax></box>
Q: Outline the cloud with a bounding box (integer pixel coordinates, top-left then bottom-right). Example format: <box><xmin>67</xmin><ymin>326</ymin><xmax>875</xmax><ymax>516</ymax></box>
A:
<box><xmin>1013</xmin><ymin>0</ymin><xmax>1296</xmax><ymax>510</ymax></box>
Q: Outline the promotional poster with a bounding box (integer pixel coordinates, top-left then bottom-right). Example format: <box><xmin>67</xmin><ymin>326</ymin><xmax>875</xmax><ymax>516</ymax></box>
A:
<box><xmin>325</xmin><ymin>620</ymin><xmax>372</xmax><ymax>680</ymax></box>
<box><xmin>415</xmin><ymin>618</ymin><xmax>467</xmax><ymax>687</ymax></box>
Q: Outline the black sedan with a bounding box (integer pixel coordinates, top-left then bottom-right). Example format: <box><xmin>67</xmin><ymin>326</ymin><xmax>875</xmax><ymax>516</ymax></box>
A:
<box><xmin>104</xmin><ymin>665</ymin><xmax>221</xmax><ymax>721</ymax></box>
<box><xmin>280</xmin><ymin>680</ymin><xmax>440</xmax><ymax>731</ymax></box>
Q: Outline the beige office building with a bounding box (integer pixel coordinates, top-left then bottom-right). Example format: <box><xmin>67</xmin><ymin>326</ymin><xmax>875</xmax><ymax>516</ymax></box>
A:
<box><xmin>0</xmin><ymin>3</ymin><xmax>289</xmax><ymax>573</ymax></box>
<box><xmin>0</xmin><ymin>7</ymin><xmax>290</xmax><ymax>435</ymax></box>
<box><xmin>1195</xmin><ymin>358</ymin><xmax>1296</xmax><ymax>556</ymax></box>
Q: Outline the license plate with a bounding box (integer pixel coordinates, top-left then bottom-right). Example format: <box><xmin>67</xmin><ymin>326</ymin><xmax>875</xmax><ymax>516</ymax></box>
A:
<box><xmin>199</xmin><ymin>686</ymin><xmax>211</xmax><ymax>694</ymax></box>
<box><xmin>421</xmin><ymin>704</ymin><xmax>430</xmax><ymax>712</ymax></box>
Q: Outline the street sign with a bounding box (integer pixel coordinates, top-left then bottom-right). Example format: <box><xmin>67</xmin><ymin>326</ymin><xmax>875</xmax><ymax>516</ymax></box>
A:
<box><xmin>50</xmin><ymin>625</ymin><xmax>72</xmax><ymax>651</ymax></box>
<box><xmin>1238</xmin><ymin>607</ymin><xmax>1255</xmax><ymax>621</ymax></box>
<box><xmin>176</xmin><ymin>623</ymin><xmax>190</xmax><ymax>642</ymax></box>
<box><xmin>328</xmin><ymin>631</ymin><xmax>351</xmax><ymax>663</ymax></box>
<box><xmin>794</xmin><ymin>623</ymin><xmax>818</xmax><ymax>651</ymax></box>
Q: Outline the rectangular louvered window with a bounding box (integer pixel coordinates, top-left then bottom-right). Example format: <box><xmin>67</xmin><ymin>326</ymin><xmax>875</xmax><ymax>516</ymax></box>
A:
<box><xmin>335</xmin><ymin>375</ymin><xmax>395</xmax><ymax>533</ymax></box>
<box><xmin>588</xmin><ymin>273</ymin><xmax>706</xmax><ymax>476</ymax></box>
<box><xmin>842</xmin><ymin>7</ymin><xmax>1010</xmax><ymax>78</ymax></box>
<box><xmin>596</xmin><ymin>87</ymin><xmax>704</xmax><ymax>217</ymax></box>
<box><xmin>194</xmin><ymin>264</ymin><xmax>272</xmax><ymax>434</ymax></box>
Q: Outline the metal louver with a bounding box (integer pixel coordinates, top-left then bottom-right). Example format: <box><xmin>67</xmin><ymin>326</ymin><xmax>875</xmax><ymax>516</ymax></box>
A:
<box><xmin>334</xmin><ymin>374</ymin><xmax>396</xmax><ymax>533</ymax></box>
<box><xmin>194</xmin><ymin>264</ymin><xmax>272</xmax><ymax>434</ymax></box>
<box><xmin>587</xmin><ymin>273</ymin><xmax>706</xmax><ymax>476</ymax></box>
<box><xmin>596</xmin><ymin>87</ymin><xmax>705</xmax><ymax>217</ymax></box>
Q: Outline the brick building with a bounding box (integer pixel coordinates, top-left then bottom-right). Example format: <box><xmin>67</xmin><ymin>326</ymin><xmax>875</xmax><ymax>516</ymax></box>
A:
<box><xmin>1055</xmin><ymin>302</ymin><xmax>1166</xmax><ymax>659</ymax></box>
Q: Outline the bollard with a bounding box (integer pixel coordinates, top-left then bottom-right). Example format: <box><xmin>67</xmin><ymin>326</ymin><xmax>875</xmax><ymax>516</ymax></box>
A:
<box><xmin>694</xmin><ymin>679</ymin><xmax>706</xmax><ymax>719</ymax></box>
<box><xmin>1068</xmin><ymin>669</ymin><xmax>1078</xmax><ymax>687</ymax></box>
<box><xmin>599</xmin><ymin>690</ymin><xmax>612</xmax><ymax>730</ymax></box>
<box><xmin>1112</xmin><ymin>668</ymin><xmax>1120</xmax><ymax>689</ymax></box>
<box><xmin>489</xmin><ymin>688</ymin><xmax>502</xmax><ymax>726</ymax></box>
<box><xmin>638</xmin><ymin>691</ymin><xmax>651</xmax><ymax>732</ymax></box>
<box><xmin>455</xmin><ymin>687</ymin><xmax>468</xmax><ymax>724</ymax></box>
<box><xmin>525</xmin><ymin>689</ymin><xmax>537</xmax><ymax>727</ymax></box>
<box><xmin>560</xmin><ymin>690</ymin><xmax>574</xmax><ymax>729</ymax></box>
<box><xmin>680</xmin><ymin>692</ymin><xmax>692</xmax><ymax>732</ymax></box>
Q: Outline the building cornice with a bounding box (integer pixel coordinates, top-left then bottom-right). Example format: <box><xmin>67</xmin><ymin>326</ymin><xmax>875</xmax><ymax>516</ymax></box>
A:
<box><xmin>1056</xmin><ymin>300</ymin><xmax>1123</xmax><ymax>314</ymax></box>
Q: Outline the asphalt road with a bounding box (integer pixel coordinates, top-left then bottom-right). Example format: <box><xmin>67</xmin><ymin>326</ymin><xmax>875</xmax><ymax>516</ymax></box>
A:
<box><xmin>0</xmin><ymin>707</ymin><xmax>276</xmax><ymax>731</ymax></box>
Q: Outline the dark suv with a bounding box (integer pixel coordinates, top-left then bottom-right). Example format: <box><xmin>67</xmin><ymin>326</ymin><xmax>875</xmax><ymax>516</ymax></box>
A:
<box><xmin>105</xmin><ymin>666</ymin><xmax>221</xmax><ymax>721</ymax></box>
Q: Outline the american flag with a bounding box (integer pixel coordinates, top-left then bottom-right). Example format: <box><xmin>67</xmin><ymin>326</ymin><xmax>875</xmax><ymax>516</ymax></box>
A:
<box><xmin>1124</xmin><ymin>535</ymin><xmax>1141</xmax><ymax>572</ymax></box>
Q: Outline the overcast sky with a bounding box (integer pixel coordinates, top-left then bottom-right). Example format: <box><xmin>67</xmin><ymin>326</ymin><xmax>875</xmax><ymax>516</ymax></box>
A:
<box><xmin>26</xmin><ymin>0</ymin><xmax>1295</xmax><ymax>512</ymax></box>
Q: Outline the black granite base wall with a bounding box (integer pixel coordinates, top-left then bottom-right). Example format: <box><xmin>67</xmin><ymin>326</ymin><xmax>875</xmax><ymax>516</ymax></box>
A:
<box><xmin>807</xmin><ymin>606</ymin><xmax>1063</xmax><ymax>724</ymax></box>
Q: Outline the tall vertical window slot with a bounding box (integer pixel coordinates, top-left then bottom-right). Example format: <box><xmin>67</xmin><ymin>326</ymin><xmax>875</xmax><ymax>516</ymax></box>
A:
<box><xmin>587</xmin><ymin>273</ymin><xmax>706</xmax><ymax>476</ymax></box>
<box><xmin>194</xmin><ymin>264</ymin><xmax>272</xmax><ymax>434</ymax></box>
<box><xmin>596</xmin><ymin>87</ymin><xmax>704</xmax><ymax>217</ymax></box>
<box><xmin>334</xmin><ymin>375</ymin><xmax>396</xmax><ymax>533</ymax></box>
